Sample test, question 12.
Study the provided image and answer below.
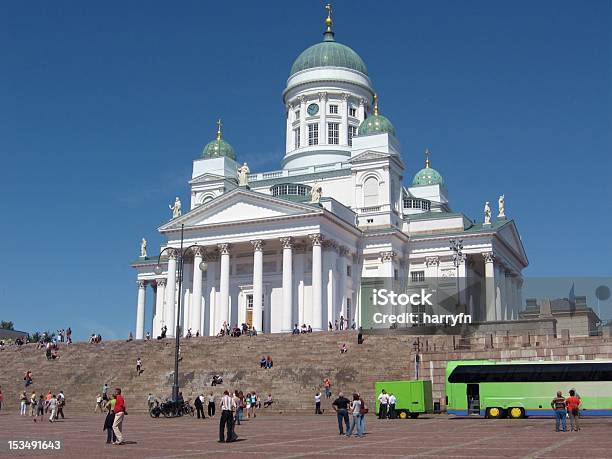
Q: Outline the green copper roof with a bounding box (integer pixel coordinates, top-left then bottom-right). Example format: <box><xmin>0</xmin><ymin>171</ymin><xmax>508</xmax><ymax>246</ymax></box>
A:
<box><xmin>202</xmin><ymin>138</ymin><xmax>236</xmax><ymax>160</ymax></box>
<box><xmin>290</xmin><ymin>31</ymin><xmax>368</xmax><ymax>77</ymax></box>
<box><xmin>358</xmin><ymin>114</ymin><xmax>396</xmax><ymax>136</ymax></box>
<box><xmin>412</xmin><ymin>164</ymin><xmax>444</xmax><ymax>186</ymax></box>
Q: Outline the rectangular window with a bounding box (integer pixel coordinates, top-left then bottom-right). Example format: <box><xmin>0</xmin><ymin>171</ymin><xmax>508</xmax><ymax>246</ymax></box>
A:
<box><xmin>329</xmin><ymin>104</ymin><xmax>338</xmax><ymax>114</ymax></box>
<box><xmin>293</xmin><ymin>127</ymin><xmax>300</xmax><ymax>149</ymax></box>
<box><xmin>328</xmin><ymin>122</ymin><xmax>339</xmax><ymax>145</ymax></box>
<box><xmin>411</xmin><ymin>271</ymin><xmax>425</xmax><ymax>283</ymax></box>
<box><xmin>348</xmin><ymin>125</ymin><xmax>358</xmax><ymax>146</ymax></box>
<box><xmin>295</xmin><ymin>110</ymin><xmax>300</xmax><ymax>120</ymax></box>
<box><xmin>346</xmin><ymin>265</ymin><xmax>351</xmax><ymax>277</ymax></box>
<box><xmin>308</xmin><ymin>123</ymin><xmax>318</xmax><ymax>146</ymax></box>
<box><xmin>349</xmin><ymin>107</ymin><xmax>357</xmax><ymax>117</ymax></box>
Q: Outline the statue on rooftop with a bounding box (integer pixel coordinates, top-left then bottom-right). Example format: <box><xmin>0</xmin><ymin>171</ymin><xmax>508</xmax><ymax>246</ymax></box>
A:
<box><xmin>498</xmin><ymin>194</ymin><xmax>506</xmax><ymax>219</ymax></box>
<box><xmin>238</xmin><ymin>162</ymin><xmax>250</xmax><ymax>187</ymax></box>
<box><xmin>169</xmin><ymin>197</ymin><xmax>182</xmax><ymax>219</ymax></box>
<box><xmin>140</xmin><ymin>238</ymin><xmax>147</xmax><ymax>258</ymax></box>
<box><xmin>484</xmin><ymin>201</ymin><xmax>491</xmax><ymax>225</ymax></box>
<box><xmin>310</xmin><ymin>182</ymin><xmax>322</xmax><ymax>204</ymax></box>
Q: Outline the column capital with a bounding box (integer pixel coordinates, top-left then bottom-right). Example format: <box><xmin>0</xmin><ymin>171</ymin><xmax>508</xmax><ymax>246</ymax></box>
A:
<box><xmin>217</xmin><ymin>243</ymin><xmax>231</xmax><ymax>255</ymax></box>
<box><xmin>279</xmin><ymin>237</ymin><xmax>294</xmax><ymax>249</ymax></box>
<box><xmin>425</xmin><ymin>256</ymin><xmax>439</xmax><ymax>267</ymax></box>
<box><xmin>359</xmin><ymin>98</ymin><xmax>366</xmax><ymax>106</ymax></box>
<box><xmin>318</xmin><ymin>91</ymin><xmax>328</xmax><ymax>102</ymax></box>
<box><xmin>250</xmin><ymin>239</ymin><xmax>265</xmax><ymax>251</ymax></box>
<box><xmin>309</xmin><ymin>233</ymin><xmax>323</xmax><ymax>246</ymax></box>
<box><xmin>137</xmin><ymin>280</ymin><xmax>147</xmax><ymax>289</ymax></box>
<box><xmin>191</xmin><ymin>246</ymin><xmax>204</xmax><ymax>258</ymax></box>
<box><xmin>338</xmin><ymin>245</ymin><xmax>349</xmax><ymax>257</ymax></box>
<box><xmin>167</xmin><ymin>248</ymin><xmax>178</xmax><ymax>260</ymax></box>
<box><xmin>380</xmin><ymin>251</ymin><xmax>397</xmax><ymax>262</ymax></box>
<box><xmin>298</xmin><ymin>95</ymin><xmax>306</xmax><ymax>104</ymax></box>
<box><xmin>156</xmin><ymin>278</ymin><xmax>167</xmax><ymax>287</ymax></box>
<box><xmin>322</xmin><ymin>239</ymin><xmax>338</xmax><ymax>251</ymax></box>
<box><xmin>341</xmin><ymin>92</ymin><xmax>350</xmax><ymax>101</ymax></box>
<box><xmin>482</xmin><ymin>251</ymin><xmax>495</xmax><ymax>264</ymax></box>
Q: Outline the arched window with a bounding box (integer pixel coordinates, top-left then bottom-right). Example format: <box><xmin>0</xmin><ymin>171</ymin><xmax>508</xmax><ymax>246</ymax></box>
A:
<box><xmin>363</xmin><ymin>177</ymin><xmax>379</xmax><ymax>207</ymax></box>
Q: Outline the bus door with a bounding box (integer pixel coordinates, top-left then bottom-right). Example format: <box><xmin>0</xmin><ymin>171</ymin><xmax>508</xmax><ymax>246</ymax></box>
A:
<box><xmin>467</xmin><ymin>384</ymin><xmax>480</xmax><ymax>415</ymax></box>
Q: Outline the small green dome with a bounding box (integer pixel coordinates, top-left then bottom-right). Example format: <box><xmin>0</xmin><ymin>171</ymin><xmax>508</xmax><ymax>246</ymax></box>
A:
<box><xmin>290</xmin><ymin>39</ymin><xmax>368</xmax><ymax>77</ymax></box>
<box><xmin>201</xmin><ymin>120</ymin><xmax>236</xmax><ymax>160</ymax></box>
<box><xmin>357</xmin><ymin>95</ymin><xmax>395</xmax><ymax>136</ymax></box>
<box><xmin>358</xmin><ymin>114</ymin><xmax>396</xmax><ymax>136</ymax></box>
<box><xmin>412</xmin><ymin>156</ymin><xmax>444</xmax><ymax>186</ymax></box>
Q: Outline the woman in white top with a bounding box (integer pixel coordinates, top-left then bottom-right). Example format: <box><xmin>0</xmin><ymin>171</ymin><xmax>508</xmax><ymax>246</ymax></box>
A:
<box><xmin>346</xmin><ymin>393</ymin><xmax>363</xmax><ymax>438</ymax></box>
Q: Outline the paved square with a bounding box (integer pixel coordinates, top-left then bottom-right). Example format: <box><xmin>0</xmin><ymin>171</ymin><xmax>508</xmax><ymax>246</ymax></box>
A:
<box><xmin>0</xmin><ymin>412</ymin><xmax>611</xmax><ymax>458</ymax></box>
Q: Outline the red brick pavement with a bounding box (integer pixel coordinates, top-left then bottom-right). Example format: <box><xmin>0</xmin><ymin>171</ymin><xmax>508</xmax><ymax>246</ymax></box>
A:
<box><xmin>0</xmin><ymin>411</ymin><xmax>611</xmax><ymax>458</ymax></box>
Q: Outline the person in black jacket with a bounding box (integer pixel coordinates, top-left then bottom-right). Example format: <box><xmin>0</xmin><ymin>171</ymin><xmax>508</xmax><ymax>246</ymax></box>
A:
<box><xmin>194</xmin><ymin>394</ymin><xmax>205</xmax><ymax>419</ymax></box>
<box><xmin>103</xmin><ymin>397</ymin><xmax>117</xmax><ymax>444</ymax></box>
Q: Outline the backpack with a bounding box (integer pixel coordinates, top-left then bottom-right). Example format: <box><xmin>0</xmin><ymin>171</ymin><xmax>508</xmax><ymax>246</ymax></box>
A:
<box><xmin>359</xmin><ymin>400</ymin><xmax>369</xmax><ymax>415</ymax></box>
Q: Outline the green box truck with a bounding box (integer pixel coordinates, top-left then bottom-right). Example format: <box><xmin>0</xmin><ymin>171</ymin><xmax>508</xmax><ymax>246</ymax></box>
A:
<box><xmin>374</xmin><ymin>380</ymin><xmax>433</xmax><ymax>419</ymax></box>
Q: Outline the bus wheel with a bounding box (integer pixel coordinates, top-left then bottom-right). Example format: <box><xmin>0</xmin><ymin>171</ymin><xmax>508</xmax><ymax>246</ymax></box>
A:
<box><xmin>509</xmin><ymin>407</ymin><xmax>524</xmax><ymax>419</ymax></box>
<box><xmin>486</xmin><ymin>407</ymin><xmax>503</xmax><ymax>419</ymax></box>
<box><xmin>398</xmin><ymin>410</ymin><xmax>408</xmax><ymax>419</ymax></box>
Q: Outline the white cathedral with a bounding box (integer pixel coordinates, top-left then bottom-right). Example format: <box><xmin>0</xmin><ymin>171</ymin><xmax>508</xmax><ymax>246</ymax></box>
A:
<box><xmin>132</xmin><ymin>7</ymin><xmax>528</xmax><ymax>339</ymax></box>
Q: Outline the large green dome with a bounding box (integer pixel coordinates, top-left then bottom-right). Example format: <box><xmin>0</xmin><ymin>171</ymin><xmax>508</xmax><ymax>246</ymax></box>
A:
<box><xmin>412</xmin><ymin>155</ymin><xmax>444</xmax><ymax>186</ymax></box>
<box><xmin>202</xmin><ymin>120</ymin><xmax>236</xmax><ymax>160</ymax></box>
<box><xmin>290</xmin><ymin>37</ymin><xmax>368</xmax><ymax>77</ymax></box>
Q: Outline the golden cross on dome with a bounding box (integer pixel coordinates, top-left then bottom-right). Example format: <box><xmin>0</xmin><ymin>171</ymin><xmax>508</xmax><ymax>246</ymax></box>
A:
<box><xmin>325</xmin><ymin>4</ymin><xmax>333</xmax><ymax>32</ymax></box>
<box><xmin>216</xmin><ymin>118</ymin><xmax>223</xmax><ymax>140</ymax></box>
<box><xmin>373</xmin><ymin>94</ymin><xmax>379</xmax><ymax>116</ymax></box>
<box><xmin>425</xmin><ymin>148</ymin><xmax>431</xmax><ymax>168</ymax></box>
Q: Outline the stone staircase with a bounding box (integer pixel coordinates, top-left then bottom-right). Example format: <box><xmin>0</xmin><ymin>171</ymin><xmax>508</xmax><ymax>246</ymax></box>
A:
<box><xmin>0</xmin><ymin>332</ymin><xmax>415</xmax><ymax>415</ymax></box>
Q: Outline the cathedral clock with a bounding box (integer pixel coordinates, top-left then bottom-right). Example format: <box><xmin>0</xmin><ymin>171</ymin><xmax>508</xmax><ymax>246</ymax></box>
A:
<box><xmin>307</xmin><ymin>103</ymin><xmax>319</xmax><ymax>116</ymax></box>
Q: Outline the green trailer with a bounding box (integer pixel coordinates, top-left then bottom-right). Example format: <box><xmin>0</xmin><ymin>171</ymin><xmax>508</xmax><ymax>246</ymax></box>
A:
<box><xmin>374</xmin><ymin>380</ymin><xmax>433</xmax><ymax>419</ymax></box>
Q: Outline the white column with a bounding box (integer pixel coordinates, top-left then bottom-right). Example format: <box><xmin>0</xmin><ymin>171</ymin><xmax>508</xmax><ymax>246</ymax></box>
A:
<box><xmin>508</xmin><ymin>274</ymin><xmax>517</xmax><ymax>320</ymax></box>
<box><xmin>380</xmin><ymin>251</ymin><xmax>396</xmax><ymax>278</ymax></box>
<box><xmin>136</xmin><ymin>280</ymin><xmax>146</xmax><ymax>339</ymax></box>
<box><xmin>218</xmin><ymin>243</ymin><xmax>231</xmax><ymax>331</ymax></box>
<box><xmin>358</xmin><ymin>98</ymin><xmax>366</xmax><ymax>123</ymax></box>
<box><xmin>191</xmin><ymin>247</ymin><xmax>204</xmax><ymax>335</ymax></box>
<box><xmin>165</xmin><ymin>249</ymin><xmax>178</xmax><ymax>337</ymax></box>
<box><xmin>154</xmin><ymin>279</ymin><xmax>166</xmax><ymax>338</ymax></box>
<box><xmin>516</xmin><ymin>277</ymin><xmax>524</xmax><ymax>316</ymax></box>
<box><xmin>457</xmin><ymin>256</ymin><xmax>468</xmax><ymax>315</ymax></box>
<box><xmin>483</xmin><ymin>252</ymin><xmax>496</xmax><ymax>321</ymax></box>
<box><xmin>341</xmin><ymin>93</ymin><xmax>349</xmax><ymax>145</ymax></box>
<box><xmin>495</xmin><ymin>264</ymin><xmax>505</xmax><ymax>321</ymax></box>
<box><xmin>294</xmin><ymin>249</ymin><xmax>305</xmax><ymax>327</ymax></box>
<box><xmin>251</xmin><ymin>240</ymin><xmax>264</xmax><ymax>333</ymax></box>
<box><xmin>337</xmin><ymin>247</ymin><xmax>348</xmax><ymax>321</ymax></box>
<box><xmin>299</xmin><ymin>95</ymin><xmax>306</xmax><ymax>148</ymax></box>
<box><xmin>324</xmin><ymin>241</ymin><xmax>337</xmax><ymax>328</ymax></box>
<box><xmin>310</xmin><ymin>234</ymin><xmax>323</xmax><ymax>331</ymax></box>
<box><xmin>286</xmin><ymin>103</ymin><xmax>292</xmax><ymax>152</ymax></box>
<box><xmin>207</xmin><ymin>256</ymin><xmax>218</xmax><ymax>336</ymax></box>
<box><xmin>280</xmin><ymin>237</ymin><xmax>293</xmax><ymax>332</ymax></box>
<box><xmin>504</xmin><ymin>270</ymin><xmax>513</xmax><ymax>321</ymax></box>
<box><xmin>319</xmin><ymin>92</ymin><xmax>327</xmax><ymax>144</ymax></box>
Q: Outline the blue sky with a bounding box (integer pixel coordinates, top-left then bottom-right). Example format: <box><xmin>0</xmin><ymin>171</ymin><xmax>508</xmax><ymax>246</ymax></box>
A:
<box><xmin>1</xmin><ymin>1</ymin><xmax>610</xmax><ymax>339</ymax></box>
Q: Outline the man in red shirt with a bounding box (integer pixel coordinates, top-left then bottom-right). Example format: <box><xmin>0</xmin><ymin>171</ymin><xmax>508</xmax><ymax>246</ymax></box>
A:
<box><xmin>112</xmin><ymin>388</ymin><xmax>126</xmax><ymax>445</ymax></box>
<box><xmin>566</xmin><ymin>389</ymin><xmax>581</xmax><ymax>431</ymax></box>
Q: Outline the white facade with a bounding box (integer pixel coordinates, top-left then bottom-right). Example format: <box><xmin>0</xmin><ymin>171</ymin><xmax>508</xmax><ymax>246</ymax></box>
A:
<box><xmin>132</xmin><ymin>11</ymin><xmax>529</xmax><ymax>338</ymax></box>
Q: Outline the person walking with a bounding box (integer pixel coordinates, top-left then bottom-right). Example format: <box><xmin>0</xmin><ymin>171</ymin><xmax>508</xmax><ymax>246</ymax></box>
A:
<box><xmin>324</xmin><ymin>378</ymin><xmax>332</xmax><ymax>398</ymax></box>
<box><xmin>219</xmin><ymin>390</ymin><xmax>237</xmax><ymax>443</ymax></box>
<box><xmin>315</xmin><ymin>392</ymin><xmax>323</xmax><ymax>414</ymax></box>
<box><xmin>194</xmin><ymin>394</ymin><xmax>205</xmax><ymax>419</ymax></box>
<box><xmin>34</xmin><ymin>395</ymin><xmax>44</xmax><ymax>423</ymax></box>
<box><xmin>29</xmin><ymin>392</ymin><xmax>37</xmax><ymax>417</ymax></box>
<box><xmin>48</xmin><ymin>395</ymin><xmax>58</xmax><ymax>422</ymax></box>
<box><xmin>332</xmin><ymin>392</ymin><xmax>350</xmax><ymax>435</ymax></box>
<box><xmin>233</xmin><ymin>391</ymin><xmax>242</xmax><ymax>426</ymax></box>
<box><xmin>136</xmin><ymin>358</ymin><xmax>142</xmax><ymax>376</ymax></box>
<box><xmin>207</xmin><ymin>392</ymin><xmax>216</xmax><ymax>417</ymax></box>
<box><xmin>56</xmin><ymin>391</ymin><xmax>65</xmax><ymax>420</ymax></box>
<box><xmin>346</xmin><ymin>393</ymin><xmax>364</xmax><ymax>438</ymax></box>
<box><xmin>378</xmin><ymin>389</ymin><xmax>389</xmax><ymax>419</ymax></box>
<box><xmin>112</xmin><ymin>388</ymin><xmax>126</xmax><ymax>445</ymax></box>
<box><xmin>551</xmin><ymin>391</ymin><xmax>567</xmax><ymax>432</ymax></box>
<box><xmin>19</xmin><ymin>391</ymin><xmax>28</xmax><ymax>416</ymax></box>
<box><xmin>388</xmin><ymin>393</ymin><xmax>397</xmax><ymax>419</ymax></box>
<box><xmin>566</xmin><ymin>389</ymin><xmax>581</xmax><ymax>431</ymax></box>
<box><xmin>0</xmin><ymin>387</ymin><xmax>4</xmax><ymax>413</ymax></box>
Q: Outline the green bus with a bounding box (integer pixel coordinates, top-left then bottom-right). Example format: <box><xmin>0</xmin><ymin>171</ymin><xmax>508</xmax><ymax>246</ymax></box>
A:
<box><xmin>374</xmin><ymin>380</ymin><xmax>433</xmax><ymax>419</ymax></box>
<box><xmin>445</xmin><ymin>359</ymin><xmax>612</xmax><ymax>419</ymax></box>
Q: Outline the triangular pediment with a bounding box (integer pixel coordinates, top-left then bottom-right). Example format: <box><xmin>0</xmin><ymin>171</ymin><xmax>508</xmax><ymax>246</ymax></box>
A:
<box><xmin>497</xmin><ymin>220</ymin><xmax>529</xmax><ymax>266</ymax></box>
<box><xmin>349</xmin><ymin>150</ymin><xmax>391</xmax><ymax>163</ymax></box>
<box><xmin>159</xmin><ymin>188</ymin><xmax>322</xmax><ymax>231</ymax></box>
<box><xmin>189</xmin><ymin>172</ymin><xmax>228</xmax><ymax>184</ymax></box>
